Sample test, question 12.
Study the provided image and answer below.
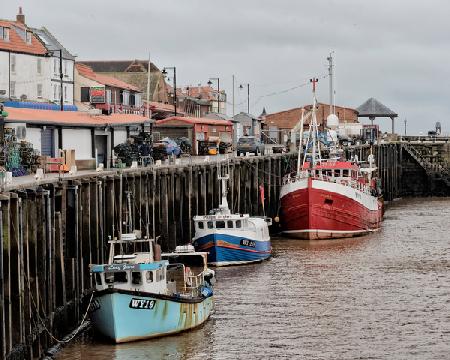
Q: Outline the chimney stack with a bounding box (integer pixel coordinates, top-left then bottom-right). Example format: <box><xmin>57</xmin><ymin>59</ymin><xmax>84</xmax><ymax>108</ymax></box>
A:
<box><xmin>16</xmin><ymin>7</ymin><xmax>25</xmax><ymax>24</ymax></box>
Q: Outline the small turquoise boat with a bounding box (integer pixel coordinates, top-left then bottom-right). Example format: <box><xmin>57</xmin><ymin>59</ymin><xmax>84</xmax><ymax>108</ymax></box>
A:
<box><xmin>90</xmin><ymin>236</ymin><xmax>215</xmax><ymax>343</ymax></box>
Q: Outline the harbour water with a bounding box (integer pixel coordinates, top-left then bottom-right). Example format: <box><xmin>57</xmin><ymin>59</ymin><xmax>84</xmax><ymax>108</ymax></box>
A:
<box><xmin>57</xmin><ymin>198</ymin><xmax>450</xmax><ymax>359</ymax></box>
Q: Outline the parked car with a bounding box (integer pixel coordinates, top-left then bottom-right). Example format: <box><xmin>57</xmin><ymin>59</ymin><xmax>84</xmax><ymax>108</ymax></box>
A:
<box><xmin>237</xmin><ymin>136</ymin><xmax>265</xmax><ymax>156</ymax></box>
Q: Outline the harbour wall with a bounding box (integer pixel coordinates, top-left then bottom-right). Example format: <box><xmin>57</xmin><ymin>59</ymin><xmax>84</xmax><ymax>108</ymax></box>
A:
<box><xmin>2</xmin><ymin>141</ymin><xmax>450</xmax><ymax>359</ymax></box>
<box><xmin>0</xmin><ymin>153</ymin><xmax>296</xmax><ymax>359</ymax></box>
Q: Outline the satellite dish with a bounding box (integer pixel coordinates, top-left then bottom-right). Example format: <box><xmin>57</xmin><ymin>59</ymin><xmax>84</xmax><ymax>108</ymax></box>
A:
<box><xmin>326</xmin><ymin>114</ymin><xmax>339</xmax><ymax>129</ymax></box>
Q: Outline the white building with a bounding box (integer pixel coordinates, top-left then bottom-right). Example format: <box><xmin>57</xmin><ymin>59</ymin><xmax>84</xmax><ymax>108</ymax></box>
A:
<box><xmin>0</xmin><ymin>8</ymin><xmax>74</xmax><ymax>106</ymax></box>
<box><xmin>4</xmin><ymin>106</ymin><xmax>150</xmax><ymax>167</ymax></box>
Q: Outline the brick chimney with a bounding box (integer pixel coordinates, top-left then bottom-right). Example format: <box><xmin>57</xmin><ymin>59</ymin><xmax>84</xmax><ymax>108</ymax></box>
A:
<box><xmin>16</xmin><ymin>7</ymin><xmax>25</xmax><ymax>24</ymax></box>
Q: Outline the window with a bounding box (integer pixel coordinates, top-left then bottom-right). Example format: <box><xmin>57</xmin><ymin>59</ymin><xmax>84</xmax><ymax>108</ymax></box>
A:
<box><xmin>95</xmin><ymin>273</ymin><xmax>102</xmax><ymax>286</ymax></box>
<box><xmin>207</xmin><ymin>221</ymin><xmax>214</xmax><ymax>229</ymax></box>
<box><xmin>198</xmin><ymin>222</ymin><xmax>204</xmax><ymax>229</ymax></box>
<box><xmin>132</xmin><ymin>272</ymin><xmax>142</xmax><ymax>285</ymax></box>
<box><xmin>146</xmin><ymin>271</ymin><xmax>154</xmax><ymax>283</ymax></box>
<box><xmin>236</xmin><ymin>220</ymin><xmax>242</xmax><ymax>228</ymax></box>
<box><xmin>10</xmin><ymin>81</ymin><xmax>15</xmax><ymax>97</ymax></box>
<box><xmin>37</xmin><ymin>58</ymin><xmax>42</xmax><ymax>74</ymax></box>
<box><xmin>81</xmin><ymin>87</ymin><xmax>90</xmax><ymax>102</ymax></box>
<box><xmin>216</xmin><ymin>221</ymin><xmax>225</xmax><ymax>229</ymax></box>
<box><xmin>26</xmin><ymin>31</ymin><xmax>32</xmax><ymax>44</ymax></box>
<box><xmin>37</xmin><ymin>84</ymin><xmax>42</xmax><ymax>98</ymax></box>
<box><xmin>0</xmin><ymin>27</ymin><xmax>10</xmax><ymax>41</ymax></box>
<box><xmin>10</xmin><ymin>55</ymin><xmax>16</xmax><ymax>73</ymax></box>
<box><xmin>113</xmin><ymin>272</ymin><xmax>128</xmax><ymax>283</ymax></box>
<box><xmin>227</xmin><ymin>220</ymin><xmax>234</xmax><ymax>228</ymax></box>
<box><xmin>105</xmin><ymin>273</ymin><xmax>114</xmax><ymax>284</ymax></box>
<box><xmin>64</xmin><ymin>60</ymin><xmax>68</xmax><ymax>76</ymax></box>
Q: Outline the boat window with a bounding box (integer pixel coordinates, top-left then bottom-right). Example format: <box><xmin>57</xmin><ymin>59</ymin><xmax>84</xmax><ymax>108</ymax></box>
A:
<box><xmin>105</xmin><ymin>273</ymin><xmax>114</xmax><ymax>284</ymax></box>
<box><xmin>216</xmin><ymin>221</ymin><xmax>225</xmax><ymax>229</ymax></box>
<box><xmin>114</xmin><ymin>272</ymin><xmax>128</xmax><ymax>283</ymax></box>
<box><xmin>227</xmin><ymin>220</ymin><xmax>234</xmax><ymax>228</ymax></box>
<box><xmin>132</xmin><ymin>272</ymin><xmax>142</xmax><ymax>285</ymax></box>
<box><xmin>334</xmin><ymin>170</ymin><xmax>340</xmax><ymax>177</ymax></box>
<box><xmin>207</xmin><ymin>221</ymin><xmax>214</xmax><ymax>229</ymax></box>
<box><xmin>343</xmin><ymin>170</ymin><xmax>349</xmax><ymax>177</ymax></box>
<box><xmin>198</xmin><ymin>222</ymin><xmax>204</xmax><ymax>229</ymax></box>
<box><xmin>236</xmin><ymin>220</ymin><xmax>242</xmax><ymax>228</ymax></box>
<box><xmin>146</xmin><ymin>271</ymin><xmax>154</xmax><ymax>283</ymax></box>
<box><xmin>95</xmin><ymin>273</ymin><xmax>102</xmax><ymax>286</ymax></box>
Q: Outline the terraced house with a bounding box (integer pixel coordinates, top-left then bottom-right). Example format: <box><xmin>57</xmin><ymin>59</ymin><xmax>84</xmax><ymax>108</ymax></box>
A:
<box><xmin>0</xmin><ymin>8</ymin><xmax>75</xmax><ymax>107</ymax></box>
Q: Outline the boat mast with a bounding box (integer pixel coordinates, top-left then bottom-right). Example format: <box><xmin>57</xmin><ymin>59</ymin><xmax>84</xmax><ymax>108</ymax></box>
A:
<box><xmin>297</xmin><ymin>108</ymin><xmax>305</xmax><ymax>173</ymax></box>
<box><xmin>218</xmin><ymin>163</ymin><xmax>231</xmax><ymax>215</ymax></box>
<box><xmin>310</xmin><ymin>78</ymin><xmax>321</xmax><ymax>166</ymax></box>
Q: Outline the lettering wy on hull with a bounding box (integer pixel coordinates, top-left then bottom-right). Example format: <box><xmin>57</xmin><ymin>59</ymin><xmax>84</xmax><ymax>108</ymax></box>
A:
<box><xmin>129</xmin><ymin>298</ymin><xmax>156</xmax><ymax>309</ymax></box>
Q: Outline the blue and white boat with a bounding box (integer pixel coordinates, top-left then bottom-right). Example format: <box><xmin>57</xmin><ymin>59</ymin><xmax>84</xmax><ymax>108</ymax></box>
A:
<box><xmin>192</xmin><ymin>172</ymin><xmax>272</xmax><ymax>266</ymax></box>
<box><xmin>90</xmin><ymin>235</ymin><xmax>215</xmax><ymax>343</ymax></box>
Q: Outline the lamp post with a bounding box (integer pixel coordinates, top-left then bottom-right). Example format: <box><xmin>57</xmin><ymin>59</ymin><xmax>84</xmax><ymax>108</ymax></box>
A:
<box><xmin>239</xmin><ymin>83</ymin><xmax>250</xmax><ymax>114</ymax></box>
<box><xmin>50</xmin><ymin>49</ymin><xmax>64</xmax><ymax>111</ymax></box>
<box><xmin>162</xmin><ymin>67</ymin><xmax>177</xmax><ymax>116</ymax></box>
<box><xmin>207</xmin><ymin>77</ymin><xmax>220</xmax><ymax>114</ymax></box>
<box><xmin>404</xmin><ymin>118</ymin><xmax>407</xmax><ymax>136</ymax></box>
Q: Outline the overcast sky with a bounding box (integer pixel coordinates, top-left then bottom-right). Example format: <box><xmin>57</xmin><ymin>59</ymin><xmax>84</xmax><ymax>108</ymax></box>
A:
<box><xmin>4</xmin><ymin>0</ymin><xmax>450</xmax><ymax>134</ymax></box>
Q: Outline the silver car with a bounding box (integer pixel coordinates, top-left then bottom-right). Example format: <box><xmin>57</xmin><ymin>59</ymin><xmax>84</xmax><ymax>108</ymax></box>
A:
<box><xmin>236</xmin><ymin>136</ymin><xmax>265</xmax><ymax>156</ymax></box>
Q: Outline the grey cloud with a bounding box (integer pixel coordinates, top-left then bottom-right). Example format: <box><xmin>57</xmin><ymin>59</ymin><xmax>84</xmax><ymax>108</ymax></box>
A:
<box><xmin>4</xmin><ymin>0</ymin><xmax>450</xmax><ymax>133</ymax></box>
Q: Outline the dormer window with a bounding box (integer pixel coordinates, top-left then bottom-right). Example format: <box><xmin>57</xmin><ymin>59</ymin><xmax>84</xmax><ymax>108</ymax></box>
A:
<box><xmin>0</xmin><ymin>27</ymin><xmax>10</xmax><ymax>41</ymax></box>
<box><xmin>26</xmin><ymin>31</ymin><xmax>32</xmax><ymax>44</ymax></box>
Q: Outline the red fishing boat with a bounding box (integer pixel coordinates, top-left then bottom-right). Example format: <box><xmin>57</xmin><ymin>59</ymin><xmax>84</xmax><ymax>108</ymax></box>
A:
<box><xmin>280</xmin><ymin>79</ymin><xmax>383</xmax><ymax>240</ymax></box>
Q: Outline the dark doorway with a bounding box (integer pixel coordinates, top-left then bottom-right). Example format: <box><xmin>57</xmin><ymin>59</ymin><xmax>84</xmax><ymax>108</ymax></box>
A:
<box><xmin>95</xmin><ymin>135</ymin><xmax>107</xmax><ymax>166</ymax></box>
<box><xmin>41</xmin><ymin>128</ymin><xmax>55</xmax><ymax>156</ymax></box>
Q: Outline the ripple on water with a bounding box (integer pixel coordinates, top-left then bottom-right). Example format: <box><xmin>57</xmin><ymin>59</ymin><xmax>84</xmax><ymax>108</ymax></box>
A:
<box><xmin>57</xmin><ymin>198</ymin><xmax>450</xmax><ymax>360</ymax></box>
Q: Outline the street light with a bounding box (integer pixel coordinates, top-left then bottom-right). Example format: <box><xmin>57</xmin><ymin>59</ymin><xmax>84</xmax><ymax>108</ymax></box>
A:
<box><xmin>239</xmin><ymin>83</ymin><xmax>250</xmax><ymax>114</ymax></box>
<box><xmin>162</xmin><ymin>67</ymin><xmax>177</xmax><ymax>116</ymax></box>
<box><xmin>207</xmin><ymin>77</ymin><xmax>220</xmax><ymax>114</ymax></box>
<box><xmin>49</xmin><ymin>49</ymin><xmax>64</xmax><ymax>111</ymax></box>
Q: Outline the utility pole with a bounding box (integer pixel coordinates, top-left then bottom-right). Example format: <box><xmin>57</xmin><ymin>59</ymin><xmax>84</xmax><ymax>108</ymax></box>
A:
<box><xmin>232</xmin><ymin>75</ymin><xmax>235</xmax><ymax>117</ymax></box>
<box><xmin>404</xmin><ymin>118</ymin><xmax>407</xmax><ymax>136</ymax></box>
<box><xmin>51</xmin><ymin>49</ymin><xmax>64</xmax><ymax>111</ymax></box>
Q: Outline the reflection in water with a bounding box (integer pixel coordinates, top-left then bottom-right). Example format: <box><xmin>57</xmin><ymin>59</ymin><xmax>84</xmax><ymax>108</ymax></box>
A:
<box><xmin>58</xmin><ymin>198</ymin><xmax>450</xmax><ymax>359</ymax></box>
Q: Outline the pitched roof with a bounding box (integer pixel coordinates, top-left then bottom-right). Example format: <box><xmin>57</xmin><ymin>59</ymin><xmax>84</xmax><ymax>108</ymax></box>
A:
<box><xmin>31</xmin><ymin>27</ymin><xmax>75</xmax><ymax>60</ymax></box>
<box><xmin>0</xmin><ymin>20</ymin><xmax>47</xmax><ymax>55</ymax></box>
<box><xmin>5</xmin><ymin>106</ymin><xmax>148</xmax><ymax>127</ymax></box>
<box><xmin>80</xmin><ymin>60</ymin><xmax>160</xmax><ymax>73</ymax></box>
<box><xmin>156</xmin><ymin>116</ymin><xmax>232</xmax><ymax>126</ymax></box>
<box><xmin>265</xmin><ymin>108</ymin><xmax>303</xmax><ymax>129</ymax></box>
<box><xmin>76</xmin><ymin>63</ymin><xmax>141</xmax><ymax>92</ymax></box>
<box><xmin>356</xmin><ymin>98</ymin><xmax>398</xmax><ymax>118</ymax></box>
<box><xmin>265</xmin><ymin>103</ymin><xmax>359</xmax><ymax>129</ymax></box>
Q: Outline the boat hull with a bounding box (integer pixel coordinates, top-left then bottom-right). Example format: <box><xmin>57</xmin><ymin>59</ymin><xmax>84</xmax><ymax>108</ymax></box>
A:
<box><xmin>90</xmin><ymin>289</ymin><xmax>214</xmax><ymax>343</ymax></box>
<box><xmin>193</xmin><ymin>233</ymin><xmax>271</xmax><ymax>266</ymax></box>
<box><xmin>280</xmin><ymin>178</ymin><xmax>383</xmax><ymax>240</ymax></box>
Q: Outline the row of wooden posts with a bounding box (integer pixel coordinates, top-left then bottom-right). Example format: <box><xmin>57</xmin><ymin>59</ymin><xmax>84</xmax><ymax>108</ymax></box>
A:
<box><xmin>0</xmin><ymin>153</ymin><xmax>296</xmax><ymax>359</ymax></box>
<box><xmin>0</xmin><ymin>144</ymin><xmax>412</xmax><ymax>359</ymax></box>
